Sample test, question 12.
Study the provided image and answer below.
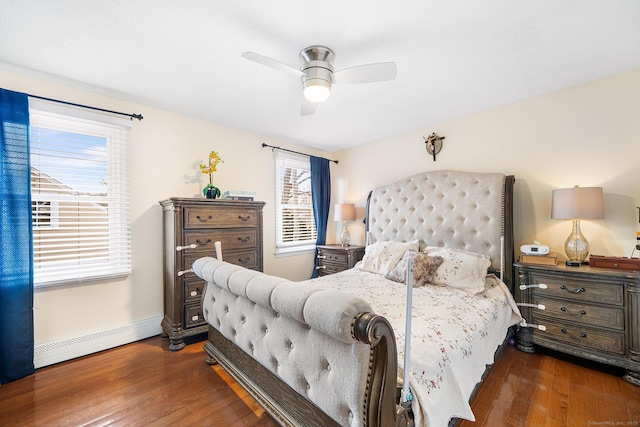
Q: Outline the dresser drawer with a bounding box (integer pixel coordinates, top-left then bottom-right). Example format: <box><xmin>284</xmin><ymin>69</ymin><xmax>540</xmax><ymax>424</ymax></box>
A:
<box><xmin>531</xmin><ymin>295</ymin><xmax>624</xmax><ymax>330</ymax></box>
<box><xmin>532</xmin><ymin>316</ymin><xmax>625</xmax><ymax>355</ymax></box>
<box><xmin>184</xmin><ymin>206</ymin><xmax>259</xmax><ymax>229</ymax></box>
<box><xmin>530</xmin><ymin>273</ymin><xmax>623</xmax><ymax>306</ymax></box>
<box><xmin>184</xmin><ymin>303</ymin><xmax>206</xmax><ymax>328</ymax></box>
<box><xmin>184</xmin><ymin>277</ymin><xmax>206</xmax><ymax>303</ymax></box>
<box><xmin>223</xmin><ymin>249</ymin><xmax>259</xmax><ymax>270</ymax></box>
<box><xmin>184</xmin><ymin>229</ymin><xmax>258</xmax><ymax>252</ymax></box>
<box><xmin>184</xmin><ymin>249</ymin><xmax>259</xmax><ymax>272</ymax></box>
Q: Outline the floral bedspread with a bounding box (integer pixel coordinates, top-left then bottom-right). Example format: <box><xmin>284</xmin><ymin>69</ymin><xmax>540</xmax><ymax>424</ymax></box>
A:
<box><xmin>302</xmin><ymin>267</ymin><xmax>521</xmax><ymax>427</ymax></box>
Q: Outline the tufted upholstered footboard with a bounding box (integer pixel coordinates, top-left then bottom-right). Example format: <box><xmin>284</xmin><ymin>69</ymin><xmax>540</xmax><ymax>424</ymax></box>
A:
<box><xmin>193</xmin><ymin>257</ymin><xmax>410</xmax><ymax>427</ymax></box>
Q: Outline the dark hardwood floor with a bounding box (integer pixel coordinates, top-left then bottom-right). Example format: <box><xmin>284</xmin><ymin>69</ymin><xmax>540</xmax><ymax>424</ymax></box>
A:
<box><xmin>0</xmin><ymin>335</ymin><xmax>637</xmax><ymax>426</ymax></box>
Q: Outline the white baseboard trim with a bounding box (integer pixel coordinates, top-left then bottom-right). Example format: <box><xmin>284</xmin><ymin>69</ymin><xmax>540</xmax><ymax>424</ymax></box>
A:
<box><xmin>34</xmin><ymin>316</ymin><xmax>163</xmax><ymax>369</ymax></box>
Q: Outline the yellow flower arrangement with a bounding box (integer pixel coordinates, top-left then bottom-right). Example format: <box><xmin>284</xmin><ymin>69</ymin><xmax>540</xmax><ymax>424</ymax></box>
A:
<box><xmin>200</xmin><ymin>150</ymin><xmax>224</xmax><ymax>198</ymax></box>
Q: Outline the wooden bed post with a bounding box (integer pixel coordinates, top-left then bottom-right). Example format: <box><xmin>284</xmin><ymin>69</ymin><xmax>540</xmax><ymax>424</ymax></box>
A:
<box><xmin>353</xmin><ymin>312</ymin><xmax>410</xmax><ymax>427</ymax></box>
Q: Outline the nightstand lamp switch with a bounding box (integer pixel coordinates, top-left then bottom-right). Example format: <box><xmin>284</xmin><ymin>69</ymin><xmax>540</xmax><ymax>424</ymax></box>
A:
<box><xmin>551</xmin><ymin>186</ymin><xmax>604</xmax><ymax>266</ymax></box>
<box><xmin>334</xmin><ymin>203</ymin><xmax>356</xmax><ymax>247</ymax></box>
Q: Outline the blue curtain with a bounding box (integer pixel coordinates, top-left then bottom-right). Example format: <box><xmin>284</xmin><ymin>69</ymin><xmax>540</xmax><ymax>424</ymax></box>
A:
<box><xmin>310</xmin><ymin>156</ymin><xmax>330</xmax><ymax>278</ymax></box>
<box><xmin>0</xmin><ymin>89</ymin><xmax>34</xmax><ymax>384</ymax></box>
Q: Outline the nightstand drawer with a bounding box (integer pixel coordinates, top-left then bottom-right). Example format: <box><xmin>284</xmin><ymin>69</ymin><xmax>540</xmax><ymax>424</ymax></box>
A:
<box><xmin>184</xmin><ymin>206</ymin><xmax>259</xmax><ymax>229</ymax></box>
<box><xmin>531</xmin><ymin>295</ymin><xmax>624</xmax><ymax>330</ymax></box>
<box><xmin>530</xmin><ymin>273</ymin><xmax>623</xmax><ymax>306</ymax></box>
<box><xmin>318</xmin><ymin>251</ymin><xmax>348</xmax><ymax>265</ymax></box>
<box><xmin>533</xmin><ymin>317</ymin><xmax>625</xmax><ymax>355</ymax></box>
<box><xmin>317</xmin><ymin>264</ymin><xmax>347</xmax><ymax>276</ymax></box>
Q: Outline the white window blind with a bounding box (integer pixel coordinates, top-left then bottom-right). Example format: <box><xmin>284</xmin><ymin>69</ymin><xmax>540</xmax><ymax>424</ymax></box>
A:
<box><xmin>29</xmin><ymin>101</ymin><xmax>131</xmax><ymax>287</ymax></box>
<box><xmin>274</xmin><ymin>151</ymin><xmax>317</xmax><ymax>254</ymax></box>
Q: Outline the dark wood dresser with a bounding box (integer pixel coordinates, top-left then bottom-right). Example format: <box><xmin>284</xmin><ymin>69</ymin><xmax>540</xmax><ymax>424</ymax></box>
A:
<box><xmin>515</xmin><ymin>262</ymin><xmax>640</xmax><ymax>385</ymax></box>
<box><xmin>160</xmin><ymin>198</ymin><xmax>265</xmax><ymax>351</ymax></box>
<box><xmin>316</xmin><ymin>244</ymin><xmax>365</xmax><ymax>276</ymax></box>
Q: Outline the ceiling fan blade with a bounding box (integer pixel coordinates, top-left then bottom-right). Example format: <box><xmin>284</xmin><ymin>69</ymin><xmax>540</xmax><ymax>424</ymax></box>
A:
<box><xmin>300</xmin><ymin>98</ymin><xmax>317</xmax><ymax>116</ymax></box>
<box><xmin>241</xmin><ymin>51</ymin><xmax>304</xmax><ymax>77</ymax></box>
<box><xmin>333</xmin><ymin>62</ymin><xmax>397</xmax><ymax>84</ymax></box>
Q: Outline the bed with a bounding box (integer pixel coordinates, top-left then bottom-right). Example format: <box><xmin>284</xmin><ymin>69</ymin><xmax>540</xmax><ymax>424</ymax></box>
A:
<box><xmin>192</xmin><ymin>169</ymin><xmax>520</xmax><ymax>427</ymax></box>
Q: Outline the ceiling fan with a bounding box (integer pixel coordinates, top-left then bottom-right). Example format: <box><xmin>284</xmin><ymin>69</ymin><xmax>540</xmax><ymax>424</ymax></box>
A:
<box><xmin>241</xmin><ymin>45</ymin><xmax>397</xmax><ymax>115</ymax></box>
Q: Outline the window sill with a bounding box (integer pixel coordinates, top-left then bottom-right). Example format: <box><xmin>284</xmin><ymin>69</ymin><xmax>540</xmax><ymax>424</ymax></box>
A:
<box><xmin>274</xmin><ymin>245</ymin><xmax>316</xmax><ymax>258</ymax></box>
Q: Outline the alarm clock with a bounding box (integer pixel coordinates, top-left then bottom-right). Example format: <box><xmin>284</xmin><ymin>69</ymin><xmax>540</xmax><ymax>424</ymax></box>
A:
<box><xmin>520</xmin><ymin>242</ymin><xmax>550</xmax><ymax>255</ymax></box>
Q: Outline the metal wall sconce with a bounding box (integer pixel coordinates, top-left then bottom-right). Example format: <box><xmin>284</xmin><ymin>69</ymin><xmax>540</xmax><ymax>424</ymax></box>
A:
<box><xmin>423</xmin><ymin>133</ymin><xmax>445</xmax><ymax>161</ymax></box>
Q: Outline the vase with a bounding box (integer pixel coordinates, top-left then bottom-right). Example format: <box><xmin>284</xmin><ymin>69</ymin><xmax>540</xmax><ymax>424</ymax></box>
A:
<box><xmin>203</xmin><ymin>184</ymin><xmax>220</xmax><ymax>199</ymax></box>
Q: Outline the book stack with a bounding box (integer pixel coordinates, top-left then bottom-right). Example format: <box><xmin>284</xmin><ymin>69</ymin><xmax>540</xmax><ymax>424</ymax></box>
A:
<box><xmin>520</xmin><ymin>252</ymin><xmax>558</xmax><ymax>266</ymax></box>
<box><xmin>222</xmin><ymin>190</ymin><xmax>256</xmax><ymax>201</ymax></box>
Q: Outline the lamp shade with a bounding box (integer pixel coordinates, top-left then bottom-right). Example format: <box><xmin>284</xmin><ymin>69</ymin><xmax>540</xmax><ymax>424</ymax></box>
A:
<box><xmin>551</xmin><ymin>186</ymin><xmax>604</xmax><ymax>220</ymax></box>
<box><xmin>334</xmin><ymin>203</ymin><xmax>356</xmax><ymax>222</ymax></box>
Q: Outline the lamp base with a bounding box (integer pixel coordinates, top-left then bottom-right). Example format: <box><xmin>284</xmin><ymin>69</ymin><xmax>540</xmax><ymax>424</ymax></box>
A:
<box><xmin>566</xmin><ymin>259</ymin><xmax>590</xmax><ymax>267</ymax></box>
<box><xmin>340</xmin><ymin>222</ymin><xmax>351</xmax><ymax>247</ymax></box>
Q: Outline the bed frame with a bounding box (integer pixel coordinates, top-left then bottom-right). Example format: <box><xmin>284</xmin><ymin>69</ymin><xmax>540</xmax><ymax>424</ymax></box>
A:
<box><xmin>195</xmin><ymin>170</ymin><xmax>515</xmax><ymax>427</ymax></box>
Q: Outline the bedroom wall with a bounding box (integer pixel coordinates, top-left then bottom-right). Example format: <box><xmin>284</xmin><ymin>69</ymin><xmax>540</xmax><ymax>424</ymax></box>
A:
<box><xmin>1</xmin><ymin>68</ymin><xmax>327</xmax><ymax>363</ymax></box>
<box><xmin>330</xmin><ymin>68</ymin><xmax>640</xmax><ymax>264</ymax></box>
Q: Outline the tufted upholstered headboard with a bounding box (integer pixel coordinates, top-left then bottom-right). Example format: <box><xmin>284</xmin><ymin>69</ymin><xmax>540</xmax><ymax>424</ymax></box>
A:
<box><xmin>365</xmin><ymin>170</ymin><xmax>515</xmax><ymax>289</ymax></box>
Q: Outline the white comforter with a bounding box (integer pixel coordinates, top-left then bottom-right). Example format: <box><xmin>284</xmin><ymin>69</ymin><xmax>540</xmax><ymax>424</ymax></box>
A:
<box><xmin>302</xmin><ymin>267</ymin><xmax>521</xmax><ymax>427</ymax></box>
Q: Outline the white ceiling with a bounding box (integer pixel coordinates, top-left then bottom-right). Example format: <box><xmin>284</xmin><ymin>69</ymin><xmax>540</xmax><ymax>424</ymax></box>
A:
<box><xmin>1</xmin><ymin>1</ymin><xmax>639</xmax><ymax>152</ymax></box>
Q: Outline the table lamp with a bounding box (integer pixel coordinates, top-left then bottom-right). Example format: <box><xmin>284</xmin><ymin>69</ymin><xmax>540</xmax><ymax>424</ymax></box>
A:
<box><xmin>334</xmin><ymin>203</ymin><xmax>356</xmax><ymax>247</ymax></box>
<box><xmin>551</xmin><ymin>186</ymin><xmax>604</xmax><ymax>266</ymax></box>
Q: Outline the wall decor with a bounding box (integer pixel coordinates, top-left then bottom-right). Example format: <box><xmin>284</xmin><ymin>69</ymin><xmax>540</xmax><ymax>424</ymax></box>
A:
<box><xmin>423</xmin><ymin>133</ymin><xmax>445</xmax><ymax>161</ymax></box>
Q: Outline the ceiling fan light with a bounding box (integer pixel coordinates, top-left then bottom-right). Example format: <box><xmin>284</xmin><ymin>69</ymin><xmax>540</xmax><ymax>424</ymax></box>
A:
<box><xmin>303</xmin><ymin>79</ymin><xmax>331</xmax><ymax>103</ymax></box>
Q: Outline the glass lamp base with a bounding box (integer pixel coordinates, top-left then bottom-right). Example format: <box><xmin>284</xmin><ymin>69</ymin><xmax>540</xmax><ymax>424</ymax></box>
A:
<box><xmin>564</xmin><ymin>218</ymin><xmax>590</xmax><ymax>267</ymax></box>
<box><xmin>340</xmin><ymin>222</ymin><xmax>351</xmax><ymax>247</ymax></box>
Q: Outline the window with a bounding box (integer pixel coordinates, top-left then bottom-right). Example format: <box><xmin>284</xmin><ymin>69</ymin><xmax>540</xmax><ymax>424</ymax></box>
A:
<box><xmin>29</xmin><ymin>100</ymin><xmax>131</xmax><ymax>287</ymax></box>
<box><xmin>274</xmin><ymin>151</ymin><xmax>317</xmax><ymax>255</ymax></box>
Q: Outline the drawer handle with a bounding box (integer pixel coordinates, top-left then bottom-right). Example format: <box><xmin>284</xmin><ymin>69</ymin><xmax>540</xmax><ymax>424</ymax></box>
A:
<box><xmin>176</xmin><ymin>243</ymin><xmax>197</xmax><ymax>252</ymax></box>
<box><xmin>237</xmin><ymin>236</ymin><xmax>251</xmax><ymax>243</ymax></box>
<box><xmin>560</xmin><ymin>328</ymin><xmax>587</xmax><ymax>339</ymax></box>
<box><xmin>195</xmin><ymin>239</ymin><xmax>212</xmax><ymax>247</ymax></box>
<box><xmin>560</xmin><ymin>306</ymin><xmax>587</xmax><ymax>316</ymax></box>
<box><xmin>315</xmin><ymin>265</ymin><xmax>326</xmax><ymax>270</ymax></box>
<box><xmin>196</xmin><ymin>215</ymin><xmax>213</xmax><ymax>222</ymax></box>
<box><xmin>560</xmin><ymin>285</ymin><xmax>585</xmax><ymax>294</ymax></box>
<box><xmin>237</xmin><ymin>257</ymin><xmax>251</xmax><ymax>264</ymax></box>
<box><xmin>238</xmin><ymin>215</ymin><xmax>252</xmax><ymax>221</ymax></box>
<box><xmin>317</xmin><ymin>255</ymin><xmax>327</xmax><ymax>259</ymax></box>
<box><xmin>177</xmin><ymin>268</ymin><xmax>193</xmax><ymax>277</ymax></box>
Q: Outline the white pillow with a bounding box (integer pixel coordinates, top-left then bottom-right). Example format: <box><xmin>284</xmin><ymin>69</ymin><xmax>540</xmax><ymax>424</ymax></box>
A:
<box><xmin>423</xmin><ymin>246</ymin><xmax>491</xmax><ymax>294</ymax></box>
<box><xmin>360</xmin><ymin>240</ymin><xmax>419</xmax><ymax>276</ymax></box>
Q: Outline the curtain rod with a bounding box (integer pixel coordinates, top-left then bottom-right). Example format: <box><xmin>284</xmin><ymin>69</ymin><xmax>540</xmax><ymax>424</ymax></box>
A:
<box><xmin>27</xmin><ymin>94</ymin><xmax>143</xmax><ymax>121</ymax></box>
<box><xmin>261</xmin><ymin>143</ymin><xmax>338</xmax><ymax>164</ymax></box>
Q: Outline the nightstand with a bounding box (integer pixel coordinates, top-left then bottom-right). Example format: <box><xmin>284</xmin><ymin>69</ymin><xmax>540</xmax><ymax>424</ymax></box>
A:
<box><xmin>515</xmin><ymin>262</ymin><xmax>640</xmax><ymax>386</ymax></box>
<box><xmin>316</xmin><ymin>244</ymin><xmax>365</xmax><ymax>276</ymax></box>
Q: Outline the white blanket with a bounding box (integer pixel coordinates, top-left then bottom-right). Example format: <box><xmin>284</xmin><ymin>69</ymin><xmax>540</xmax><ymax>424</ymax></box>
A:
<box><xmin>301</xmin><ymin>267</ymin><xmax>521</xmax><ymax>427</ymax></box>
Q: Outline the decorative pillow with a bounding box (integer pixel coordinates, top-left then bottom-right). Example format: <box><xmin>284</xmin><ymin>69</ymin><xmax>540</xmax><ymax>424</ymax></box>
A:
<box><xmin>360</xmin><ymin>240</ymin><xmax>419</xmax><ymax>276</ymax></box>
<box><xmin>423</xmin><ymin>246</ymin><xmax>491</xmax><ymax>294</ymax></box>
<box><xmin>386</xmin><ymin>250</ymin><xmax>444</xmax><ymax>287</ymax></box>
